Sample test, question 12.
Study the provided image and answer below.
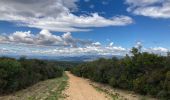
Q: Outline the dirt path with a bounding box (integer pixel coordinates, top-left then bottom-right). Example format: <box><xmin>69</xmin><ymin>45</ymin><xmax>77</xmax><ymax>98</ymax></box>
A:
<box><xmin>64</xmin><ymin>72</ymin><xmax>110</xmax><ymax>100</ymax></box>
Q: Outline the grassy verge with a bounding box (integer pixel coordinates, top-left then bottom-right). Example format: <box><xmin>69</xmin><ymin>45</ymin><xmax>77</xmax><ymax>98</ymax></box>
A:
<box><xmin>44</xmin><ymin>72</ymin><xmax>68</xmax><ymax>100</ymax></box>
<box><xmin>90</xmin><ymin>82</ymin><xmax>154</xmax><ymax>100</ymax></box>
<box><xmin>90</xmin><ymin>83</ymin><xmax>119</xmax><ymax>100</ymax></box>
<box><xmin>0</xmin><ymin>72</ymin><xmax>68</xmax><ymax>100</ymax></box>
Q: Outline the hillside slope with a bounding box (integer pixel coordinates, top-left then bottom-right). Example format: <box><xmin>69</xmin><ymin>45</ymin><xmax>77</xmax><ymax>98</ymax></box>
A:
<box><xmin>0</xmin><ymin>73</ymin><xmax>68</xmax><ymax>100</ymax></box>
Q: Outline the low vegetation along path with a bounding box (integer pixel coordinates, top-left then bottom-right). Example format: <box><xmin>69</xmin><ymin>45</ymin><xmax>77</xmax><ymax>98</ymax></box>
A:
<box><xmin>64</xmin><ymin>71</ymin><xmax>110</xmax><ymax>100</ymax></box>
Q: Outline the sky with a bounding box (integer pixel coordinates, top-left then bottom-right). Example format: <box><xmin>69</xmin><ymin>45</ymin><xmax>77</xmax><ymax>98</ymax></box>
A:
<box><xmin>0</xmin><ymin>0</ymin><xmax>170</xmax><ymax>57</ymax></box>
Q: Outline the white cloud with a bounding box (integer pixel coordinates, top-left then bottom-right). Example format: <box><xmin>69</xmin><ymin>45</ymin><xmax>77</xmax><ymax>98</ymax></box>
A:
<box><xmin>109</xmin><ymin>42</ymin><xmax>114</xmax><ymax>46</ymax></box>
<box><xmin>0</xmin><ymin>40</ymin><xmax>169</xmax><ymax>57</ymax></box>
<box><xmin>9</xmin><ymin>31</ymin><xmax>34</xmax><ymax>44</ymax></box>
<box><xmin>135</xmin><ymin>41</ymin><xmax>142</xmax><ymax>48</ymax></box>
<box><xmin>28</xmin><ymin>45</ymin><xmax>127</xmax><ymax>56</ymax></box>
<box><xmin>0</xmin><ymin>0</ymin><xmax>77</xmax><ymax>18</ymax></box>
<box><xmin>0</xmin><ymin>0</ymin><xmax>133</xmax><ymax>32</ymax></box>
<box><xmin>126</xmin><ymin>0</ymin><xmax>170</xmax><ymax>18</ymax></box>
<box><xmin>0</xmin><ymin>42</ymin><xmax>127</xmax><ymax>56</ymax></box>
<box><xmin>126</xmin><ymin>0</ymin><xmax>161</xmax><ymax>7</ymax></box>
<box><xmin>0</xmin><ymin>29</ymin><xmax>92</xmax><ymax>47</ymax></box>
<box><xmin>144</xmin><ymin>47</ymin><xmax>169</xmax><ymax>55</ymax></box>
<box><xmin>92</xmin><ymin>42</ymin><xmax>101</xmax><ymax>47</ymax></box>
<box><xmin>150</xmin><ymin>47</ymin><xmax>168</xmax><ymax>52</ymax></box>
<box><xmin>62</xmin><ymin>32</ymin><xmax>77</xmax><ymax>47</ymax></box>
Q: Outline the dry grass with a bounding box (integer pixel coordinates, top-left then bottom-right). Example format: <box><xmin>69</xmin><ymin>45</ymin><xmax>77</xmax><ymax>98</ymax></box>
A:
<box><xmin>90</xmin><ymin>81</ymin><xmax>157</xmax><ymax>100</ymax></box>
<box><xmin>0</xmin><ymin>73</ymin><xmax>68</xmax><ymax>100</ymax></box>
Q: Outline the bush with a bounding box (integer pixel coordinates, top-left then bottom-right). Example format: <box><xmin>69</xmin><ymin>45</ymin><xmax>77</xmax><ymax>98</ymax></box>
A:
<box><xmin>109</xmin><ymin>77</ymin><xmax>117</xmax><ymax>87</ymax></box>
<box><xmin>71</xmin><ymin>47</ymin><xmax>170</xmax><ymax>99</ymax></box>
<box><xmin>0</xmin><ymin>57</ymin><xmax>63</xmax><ymax>94</ymax></box>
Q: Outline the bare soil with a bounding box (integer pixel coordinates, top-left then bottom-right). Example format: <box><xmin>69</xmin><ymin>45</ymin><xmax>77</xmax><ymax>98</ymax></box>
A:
<box><xmin>65</xmin><ymin>72</ymin><xmax>157</xmax><ymax>100</ymax></box>
<box><xmin>64</xmin><ymin>71</ymin><xmax>110</xmax><ymax>100</ymax></box>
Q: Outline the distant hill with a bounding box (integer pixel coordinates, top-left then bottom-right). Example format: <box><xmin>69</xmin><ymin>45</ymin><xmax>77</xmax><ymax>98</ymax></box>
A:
<box><xmin>0</xmin><ymin>54</ymin><xmax>123</xmax><ymax>62</ymax></box>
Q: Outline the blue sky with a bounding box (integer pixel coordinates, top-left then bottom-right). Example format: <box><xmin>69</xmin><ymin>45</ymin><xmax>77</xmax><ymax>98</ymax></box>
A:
<box><xmin>0</xmin><ymin>0</ymin><xmax>170</xmax><ymax>57</ymax></box>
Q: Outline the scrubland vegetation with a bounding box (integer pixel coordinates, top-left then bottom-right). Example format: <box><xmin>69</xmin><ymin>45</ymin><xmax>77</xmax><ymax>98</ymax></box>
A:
<box><xmin>0</xmin><ymin>73</ymin><xmax>68</xmax><ymax>100</ymax></box>
<box><xmin>0</xmin><ymin>57</ymin><xmax>63</xmax><ymax>94</ymax></box>
<box><xmin>71</xmin><ymin>47</ymin><xmax>170</xmax><ymax>100</ymax></box>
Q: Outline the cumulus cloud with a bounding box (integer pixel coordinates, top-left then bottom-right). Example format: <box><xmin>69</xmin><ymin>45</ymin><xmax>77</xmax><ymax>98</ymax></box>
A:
<box><xmin>0</xmin><ymin>39</ymin><xmax>169</xmax><ymax>57</ymax></box>
<box><xmin>151</xmin><ymin>47</ymin><xmax>168</xmax><ymax>52</ymax></box>
<box><xmin>126</xmin><ymin>0</ymin><xmax>170</xmax><ymax>18</ymax></box>
<box><xmin>0</xmin><ymin>29</ymin><xmax>92</xmax><ymax>47</ymax></box>
<box><xmin>144</xmin><ymin>47</ymin><xmax>169</xmax><ymax>55</ymax></box>
<box><xmin>0</xmin><ymin>41</ymin><xmax>127</xmax><ymax>56</ymax></box>
<box><xmin>0</xmin><ymin>0</ymin><xmax>77</xmax><ymax>18</ymax></box>
<box><xmin>0</xmin><ymin>31</ymin><xmax>127</xmax><ymax>56</ymax></box>
<box><xmin>92</xmin><ymin>42</ymin><xmax>101</xmax><ymax>47</ymax></box>
<box><xmin>0</xmin><ymin>0</ymin><xmax>133</xmax><ymax>32</ymax></box>
<box><xmin>132</xmin><ymin>41</ymin><xmax>168</xmax><ymax>55</ymax></box>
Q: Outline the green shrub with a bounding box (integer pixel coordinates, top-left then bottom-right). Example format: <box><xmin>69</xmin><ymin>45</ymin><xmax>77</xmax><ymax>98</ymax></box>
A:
<box><xmin>71</xmin><ymin>47</ymin><xmax>170</xmax><ymax>99</ymax></box>
<box><xmin>109</xmin><ymin>77</ymin><xmax>117</xmax><ymax>87</ymax></box>
<box><xmin>0</xmin><ymin>58</ymin><xmax>63</xmax><ymax>94</ymax></box>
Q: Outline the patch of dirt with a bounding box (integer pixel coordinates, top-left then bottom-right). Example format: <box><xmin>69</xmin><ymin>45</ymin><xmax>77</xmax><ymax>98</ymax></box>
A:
<box><xmin>64</xmin><ymin>71</ymin><xmax>110</xmax><ymax>100</ymax></box>
<box><xmin>65</xmin><ymin>72</ymin><xmax>157</xmax><ymax>100</ymax></box>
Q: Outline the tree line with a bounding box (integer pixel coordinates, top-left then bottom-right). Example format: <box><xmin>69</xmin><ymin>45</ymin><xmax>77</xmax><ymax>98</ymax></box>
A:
<box><xmin>0</xmin><ymin>57</ymin><xmax>63</xmax><ymax>94</ymax></box>
<box><xmin>71</xmin><ymin>47</ymin><xmax>170</xmax><ymax>99</ymax></box>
